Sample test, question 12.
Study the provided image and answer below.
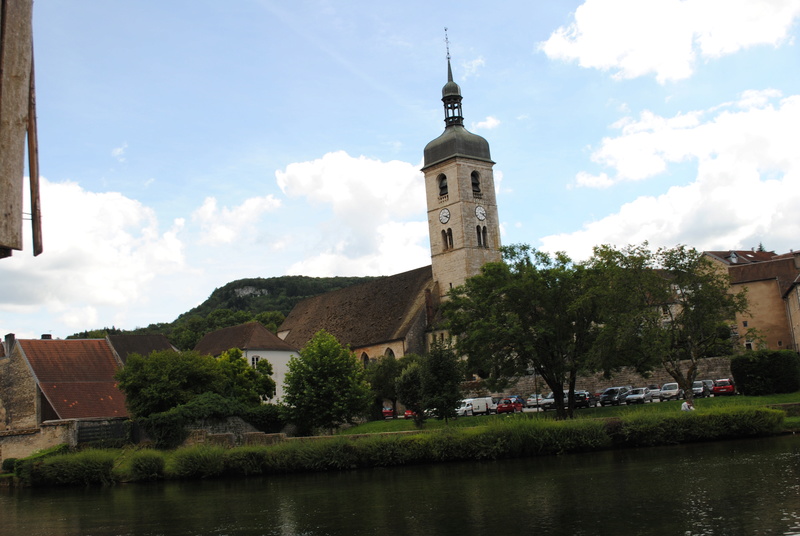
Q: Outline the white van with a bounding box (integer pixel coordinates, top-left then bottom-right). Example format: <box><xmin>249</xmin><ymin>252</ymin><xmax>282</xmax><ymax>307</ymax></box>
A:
<box><xmin>469</xmin><ymin>396</ymin><xmax>496</xmax><ymax>415</ymax></box>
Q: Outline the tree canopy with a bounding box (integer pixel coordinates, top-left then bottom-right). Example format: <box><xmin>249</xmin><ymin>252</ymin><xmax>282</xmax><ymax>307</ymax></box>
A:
<box><xmin>115</xmin><ymin>348</ymin><xmax>276</xmax><ymax>418</ymax></box>
<box><xmin>283</xmin><ymin>330</ymin><xmax>371</xmax><ymax>435</ymax></box>
<box><xmin>442</xmin><ymin>243</ymin><xmax>748</xmax><ymax>417</ymax></box>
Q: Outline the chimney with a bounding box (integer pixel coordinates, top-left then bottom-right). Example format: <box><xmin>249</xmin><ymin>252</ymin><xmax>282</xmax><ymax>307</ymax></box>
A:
<box><xmin>4</xmin><ymin>333</ymin><xmax>15</xmax><ymax>355</ymax></box>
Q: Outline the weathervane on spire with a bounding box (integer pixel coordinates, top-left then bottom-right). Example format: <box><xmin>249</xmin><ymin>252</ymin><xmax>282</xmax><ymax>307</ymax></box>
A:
<box><xmin>444</xmin><ymin>27</ymin><xmax>451</xmax><ymax>60</ymax></box>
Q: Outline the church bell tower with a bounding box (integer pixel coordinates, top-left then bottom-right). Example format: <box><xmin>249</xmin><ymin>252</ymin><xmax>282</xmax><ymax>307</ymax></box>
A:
<box><xmin>422</xmin><ymin>56</ymin><xmax>502</xmax><ymax>298</ymax></box>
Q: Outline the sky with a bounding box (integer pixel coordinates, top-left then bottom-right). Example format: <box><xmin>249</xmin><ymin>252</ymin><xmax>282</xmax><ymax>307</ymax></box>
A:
<box><xmin>2</xmin><ymin>0</ymin><xmax>800</xmax><ymax>340</ymax></box>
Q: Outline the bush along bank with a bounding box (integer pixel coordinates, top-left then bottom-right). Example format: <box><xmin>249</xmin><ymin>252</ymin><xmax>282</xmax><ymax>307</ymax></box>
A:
<box><xmin>11</xmin><ymin>407</ymin><xmax>784</xmax><ymax>487</ymax></box>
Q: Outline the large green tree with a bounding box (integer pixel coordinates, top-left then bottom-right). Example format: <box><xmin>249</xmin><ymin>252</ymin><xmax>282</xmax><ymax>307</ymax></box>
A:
<box><xmin>365</xmin><ymin>353</ymin><xmax>401</xmax><ymax>419</ymax></box>
<box><xmin>589</xmin><ymin>244</ymin><xmax>749</xmax><ymax>403</ymax></box>
<box><xmin>420</xmin><ymin>341</ymin><xmax>463</xmax><ymax>423</ymax></box>
<box><xmin>443</xmin><ymin>245</ymin><xmax>601</xmax><ymax>419</ymax></box>
<box><xmin>283</xmin><ymin>330</ymin><xmax>371</xmax><ymax>435</ymax></box>
<box><xmin>217</xmin><ymin>348</ymin><xmax>276</xmax><ymax>404</ymax></box>
<box><xmin>115</xmin><ymin>350</ymin><xmax>225</xmax><ymax>418</ymax></box>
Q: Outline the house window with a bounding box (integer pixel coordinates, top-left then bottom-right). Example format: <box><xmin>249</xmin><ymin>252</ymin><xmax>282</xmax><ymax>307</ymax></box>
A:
<box><xmin>743</xmin><ymin>321</ymin><xmax>748</xmax><ymax>328</ymax></box>
<box><xmin>438</xmin><ymin>174</ymin><xmax>448</xmax><ymax>196</ymax></box>
<box><xmin>251</xmin><ymin>356</ymin><xmax>260</xmax><ymax>367</ymax></box>
<box><xmin>745</xmin><ymin>341</ymin><xmax>753</xmax><ymax>351</ymax></box>
<box><xmin>778</xmin><ymin>340</ymin><xmax>783</xmax><ymax>347</ymax></box>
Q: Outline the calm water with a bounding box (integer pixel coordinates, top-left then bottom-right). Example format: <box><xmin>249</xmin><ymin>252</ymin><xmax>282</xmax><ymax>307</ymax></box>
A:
<box><xmin>2</xmin><ymin>435</ymin><xmax>799</xmax><ymax>536</ymax></box>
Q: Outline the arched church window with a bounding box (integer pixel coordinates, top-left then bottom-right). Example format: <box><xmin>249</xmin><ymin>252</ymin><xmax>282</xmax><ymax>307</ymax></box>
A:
<box><xmin>447</xmin><ymin>228</ymin><xmax>453</xmax><ymax>249</ymax></box>
<box><xmin>360</xmin><ymin>352</ymin><xmax>369</xmax><ymax>367</ymax></box>
<box><xmin>441</xmin><ymin>230</ymin><xmax>449</xmax><ymax>250</ymax></box>
<box><xmin>476</xmin><ymin>225</ymin><xmax>483</xmax><ymax>247</ymax></box>
<box><xmin>438</xmin><ymin>174</ymin><xmax>448</xmax><ymax>196</ymax></box>
<box><xmin>471</xmin><ymin>171</ymin><xmax>481</xmax><ymax>193</ymax></box>
<box><xmin>384</xmin><ymin>348</ymin><xmax>395</xmax><ymax>359</ymax></box>
<box><xmin>482</xmin><ymin>226</ymin><xmax>488</xmax><ymax>248</ymax></box>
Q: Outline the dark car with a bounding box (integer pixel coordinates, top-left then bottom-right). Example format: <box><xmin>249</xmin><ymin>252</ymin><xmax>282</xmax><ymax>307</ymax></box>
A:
<box><xmin>692</xmin><ymin>381</ymin><xmax>711</xmax><ymax>398</ymax></box>
<box><xmin>599</xmin><ymin>386</ymin><xmax>630</xmax><ymax>406</ymax></box>
<box><xmin>712</xmin><ymin>378</ymin><xmax>736</xmax><ymax>396</ymax></box>
<box><xmin>573</xmin><ymin>390</ymin><xmax>597</xmax><ymax>408</ymax></box>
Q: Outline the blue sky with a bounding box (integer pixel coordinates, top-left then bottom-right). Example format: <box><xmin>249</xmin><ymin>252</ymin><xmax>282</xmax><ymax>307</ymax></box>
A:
<box><xmin>3</xmin><ymin>0</ymin><xmax>799</xmax><ymax>339</ymax></box>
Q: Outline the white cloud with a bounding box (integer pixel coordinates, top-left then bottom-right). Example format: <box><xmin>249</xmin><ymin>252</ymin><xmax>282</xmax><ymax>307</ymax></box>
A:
<box><xmin>191</xmin><ymin>195</ymin><xmax>282</xmax><ymax>246</ymax></box>
<box><xmin>540</xmin><ymin>0</ymin><xmax>800</xmax><ymax>82</ymax></box>
<box><xmin>472</xmin><ymin>116</ymin><xmax>501</xmax><ymax>131</ymax></box>
<box><xmin>111</xmin><ymin>142</ymin><xmax>128</xmax><ymax>162</ymax></box>
<box><xmin>461</xmin><ymin>56</ymin><xmax>486</xmax><ymax>78</ymax></box>
<box><xmin>543</xmin><ymin>91</ymin><xmax>800</xmax><ymax>259</ymax></box>
<box><xmin>275</xmin><ymin>151</ymin><xmax>428</xmax><ymax>275</ymax></box>
<box><xmin>0</xmin><ymin>178</ymin><xmax>187</xmax><ymax>332</ymax></box>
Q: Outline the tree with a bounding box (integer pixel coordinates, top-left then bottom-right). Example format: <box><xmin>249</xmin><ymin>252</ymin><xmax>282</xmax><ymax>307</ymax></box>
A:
<box><xmin>217</xmin><ymin>348</ymin><xmax>276</xmax><ymax>404</ymax></box>
<box><xmin>589</xmin><ymin>244</ymin><xmax>749</xmax><ymax>404</ymax></box>
<box><xmin>115</xmin><ymin>350</ymin><xmax>224</xmax><ymax>418</ymax></box>
<box><xmin>395</xmin><ymin>359</ymin><xmax>426</xmax><ymax>427</ymax></box>
<box><xmin>365</xmin><ymin>353</ymin><xmax>401</xmax><ymax>419</ymax></box>
<box><xmin>283</xmin><ymin>330</ymin><xmax>371</xmax><ymax>435</ymax></box>
<box><xmin>420</xmin><ymin>341</ymin><xmax>463</xmax><ymax>423</ymax></box>
<box><xmin>443</xmin><ymin>245</ymin><xmax>601</xmax><ymax>419</ymax></box>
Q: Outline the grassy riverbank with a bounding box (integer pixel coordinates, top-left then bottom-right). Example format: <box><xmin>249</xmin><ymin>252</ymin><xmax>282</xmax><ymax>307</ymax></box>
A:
<box><xmin>4</xmin><ymin>403</ymin><xmax>789</xmax><ymax>488</ymax></box>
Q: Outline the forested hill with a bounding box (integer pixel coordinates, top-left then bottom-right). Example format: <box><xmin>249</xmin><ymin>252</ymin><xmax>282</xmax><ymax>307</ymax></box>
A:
<box><xmin>68</xmin><ymin>275</ymin><xmax>375</xmax><ymax>349</ymax></box>
<box><xmin>178</xmin><ymin>275</ymin><xmax>376</xmax><ymax>319</ymax></box>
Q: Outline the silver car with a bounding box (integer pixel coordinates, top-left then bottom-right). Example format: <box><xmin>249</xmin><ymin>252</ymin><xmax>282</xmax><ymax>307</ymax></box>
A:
<box><xmin>625</xmin><ymin>387</ymin><xmax>653</xmax><ymax>404</ymax></box>
<box><xmin>660</xmin><ymin>382</ymin><xmax>683</xmax><ymax>401</ymax></box>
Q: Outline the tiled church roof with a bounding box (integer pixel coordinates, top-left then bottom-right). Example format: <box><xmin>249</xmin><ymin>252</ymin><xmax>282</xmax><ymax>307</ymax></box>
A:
<box><xmin>279</xmin><ymin>265</ymin><xmax>436</xmax><ymax>350</ymax></box>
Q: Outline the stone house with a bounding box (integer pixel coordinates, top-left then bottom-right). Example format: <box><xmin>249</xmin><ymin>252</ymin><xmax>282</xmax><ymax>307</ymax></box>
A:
<box><xmin>0</xmin><ymin>333</ymin><xmax>173</xmax><ymax>461</ymax></box>
<box><xmin>194</xmin><ymin>322</ymin><xmax>299</xmax><ymax>402</ymax></box>
<box><xmin>705</xmin><ymin>249</ymin><xmax>800</xmax><ymax>351</ymax></box>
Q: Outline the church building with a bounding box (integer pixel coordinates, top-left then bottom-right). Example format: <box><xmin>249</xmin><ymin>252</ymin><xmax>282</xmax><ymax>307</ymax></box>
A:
<box><xmin>277</xmin><ymin>57</ymin><xmax>502</xmax><ymax>364</ymax></box>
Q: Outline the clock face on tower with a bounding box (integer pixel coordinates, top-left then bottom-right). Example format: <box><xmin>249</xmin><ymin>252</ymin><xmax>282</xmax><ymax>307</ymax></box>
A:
<box><xmin>475</xmin><ymin>206</ymin><xmax>486</xmax><ymax>221</ymax></box>
<box><xmin>439</xmin><ymin>208</ymin><xmax>451</xmax><ymax>224</ymax></box>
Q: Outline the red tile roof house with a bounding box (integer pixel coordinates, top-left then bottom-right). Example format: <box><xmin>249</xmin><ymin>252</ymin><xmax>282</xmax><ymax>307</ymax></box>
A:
<box><xmin>0</xmin><ymin>333</ymin><xmax>172</xmax><ymax>462</ymax></box>
<box><xmin>194</xmin><ymin>322</ymin><xmax>299</xmax><ymax>403</ymax></box>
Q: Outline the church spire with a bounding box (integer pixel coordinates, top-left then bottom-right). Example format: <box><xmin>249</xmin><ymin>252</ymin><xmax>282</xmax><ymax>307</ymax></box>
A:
<box><xmin>442</xmin><ymin>30</ymin><xmax>463</xmax><ymax>127</ymax></box>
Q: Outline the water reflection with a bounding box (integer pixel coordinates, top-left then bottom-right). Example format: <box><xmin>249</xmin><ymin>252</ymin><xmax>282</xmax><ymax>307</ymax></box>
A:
<box><xmin>1</xmin><ymin>435</ymin><xmax>798</xmax><ymax>535</ymax></box>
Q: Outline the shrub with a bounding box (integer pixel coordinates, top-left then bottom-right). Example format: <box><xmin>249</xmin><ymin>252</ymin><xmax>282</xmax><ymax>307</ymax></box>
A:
<box><xmin>28</xmin><ymin>449</ymin><xmax>117</xmax><ymax>487</ymax></box>
<box><xmin>13</xmin><ymin>444</ymin><xmax>71</xmax><ymax>485</ymax></box>
<box><xmin>128</xmin><ymin>450</ymin><xmax>165</xmax><ymax>481</ymax></box>
<box><xmin>2</xmin><ymin>458</ymin><xmax>17</xmax><ymax>474</ymax></box>
<box><xmin>731</xmin><ymin>350</ymin><xmax>800</xmax><ymax>396</ymax></box>
<box><xmin>170</xmin><ymin>445</ymin><xmax>226</xmax><ymax>479</ymax></box>
<box><xmin>223</xmin><ymin>447</ymin><xmax>269</xmax><ymax>476</ymax></box>
<box><xmin>242</xmin><ymin>403</ymin><xmax>286</xmax><ymax>433</ymax></box>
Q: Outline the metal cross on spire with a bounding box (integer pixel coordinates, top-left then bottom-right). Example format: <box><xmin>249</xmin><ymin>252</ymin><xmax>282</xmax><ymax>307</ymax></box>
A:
<box><xmin>444</xmin><ymin>27</ymin><xmax>451</xmax><ymax>60</ymax></box>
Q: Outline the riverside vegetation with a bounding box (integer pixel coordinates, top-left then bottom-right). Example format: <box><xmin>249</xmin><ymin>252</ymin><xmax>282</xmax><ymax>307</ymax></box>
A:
<box><xmin>2</xmin><ymin>394</ymin><xmax>795</xmax><ymax>488</ymax></box>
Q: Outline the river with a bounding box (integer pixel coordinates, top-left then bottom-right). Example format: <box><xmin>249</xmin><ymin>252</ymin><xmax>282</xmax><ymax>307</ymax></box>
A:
<box><xmin>1</xmin><ymin>435</ymin><xmax>798</xmax><ymax>535</ymax></box>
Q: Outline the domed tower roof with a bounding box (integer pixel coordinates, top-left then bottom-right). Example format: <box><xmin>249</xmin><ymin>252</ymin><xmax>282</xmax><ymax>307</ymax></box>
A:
<box><xmin>423</xmin><ymin>58</ymin><xmax>492</xmax><ymax>169</ymax></box>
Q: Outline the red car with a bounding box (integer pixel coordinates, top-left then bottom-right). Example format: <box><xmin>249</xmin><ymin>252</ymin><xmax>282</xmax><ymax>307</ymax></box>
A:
<box><xmin>496</xmin><ymin>397</ymin><xmax>523</xmax><ymax>414</ymax></box>
<box><xmin>712</xmin><ymin>378</ymin><xmax>736</xmax><ymax>396</ymax></box>
<box><xmin>382</xmin><ymin>407</ymin><xmax>396</xmax><ymax>419</ymax></box>
<box><xmin>403</xmin><ymin>409</ymin><xmax>417</xmax><ymax>419</ymax></box>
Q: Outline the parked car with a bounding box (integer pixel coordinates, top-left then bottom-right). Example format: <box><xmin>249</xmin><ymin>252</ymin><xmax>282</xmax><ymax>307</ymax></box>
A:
<box><xmin>599</xmin><ymin>386</ymin><xmax>630</xmax><ymax>406</ymax></box>
<box><xmin>660</xmin><ymin>382</ymin><xmax>684</xmax><ymax>401</ymax></box>
<box><xmin>692</xmin><ymin>380</ymin><xmax>711</xmax><ymax>398</ymax></box>
<box><xmin>648</xmin><ymin>384</ymin><xmax>661</xmax><ymax>400</ymax></box>
<box><xmin>496</xmin><ymin>397</ymin><xmax>523</xmax><ymax>414</ymax></box>
<box><xmin>526</xmin><ymin>394</ymin><xmax>544</xmax><ymax>409</ymax></box>
<box><xmin>456</xmin><ymin>399</ymin><xmax>475</xmax><ymax>417</ymax></box>
<box><xmin>403</xmin><ymin>409</ymin><xmax>417</xmax><ymax>419</ymax></box>
<box><xmin>625</xmin><ymin>387</ymin><xmax>653</xmax><ymax>404</ymax></box>
<box><xmin>702</xmin><ymin>379</ymin><xmax>715</xmax><ymax>394</ymax></box>
<box><xmin>382</xmin><ymin>406</ymin><xmax>396</xmax><ymax>419</ymax></box>
<box><xmin>509</xmin><ymin>395</ymin><xmax>527</xmax><ymax>408</ymax></box>
<box><xmin>538</xmin><ymin>392</ymin><xmax>562</xmax><ymax>411</ymax></box>
<box><xmin>573</xmin><ymin>390</ymin><xmax>597</xmax><ymax>408</ymax></box>
<box><xmin>712</xmin><ymin>378</ymin><xmax>736</xmax><ymax>396</ymax></box>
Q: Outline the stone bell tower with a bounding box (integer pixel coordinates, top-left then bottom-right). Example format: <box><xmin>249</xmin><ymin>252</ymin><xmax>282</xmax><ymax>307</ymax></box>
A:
<box><xmin>422</xmin><ymin>56</ymin><xmax>502</xmax><ymax>299</ymax></box>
